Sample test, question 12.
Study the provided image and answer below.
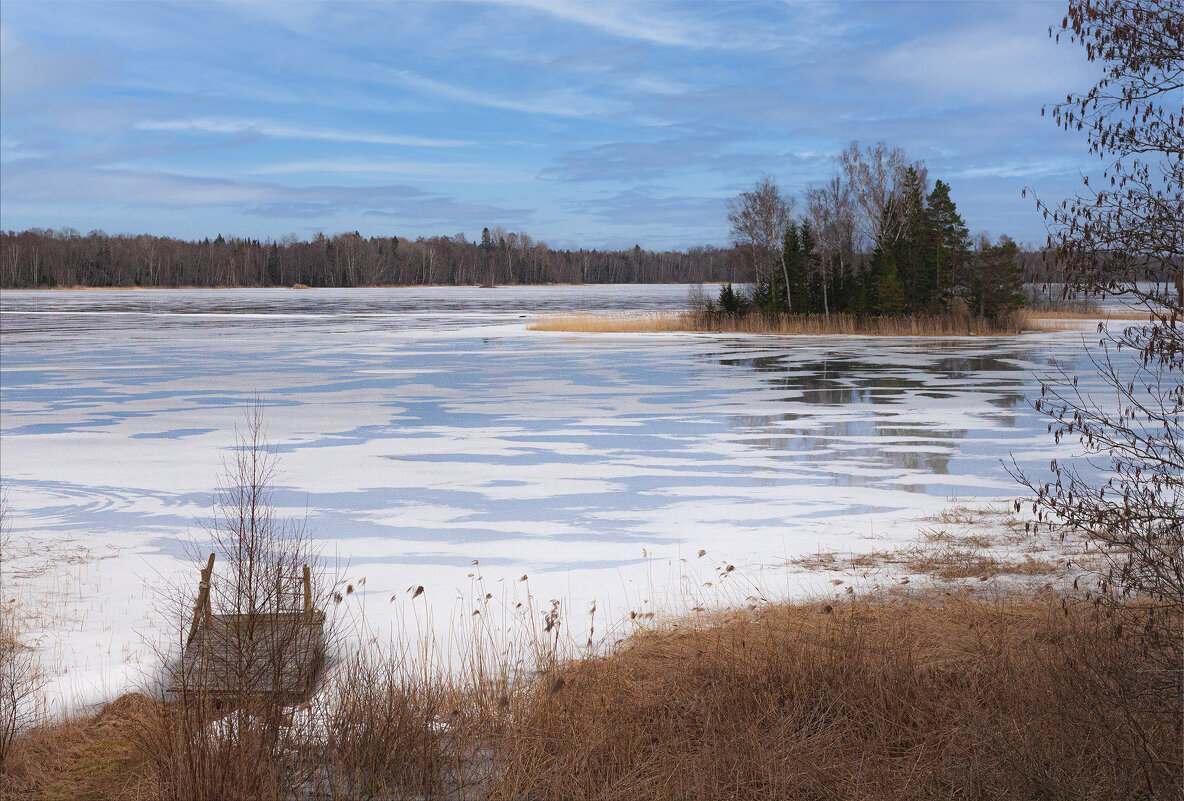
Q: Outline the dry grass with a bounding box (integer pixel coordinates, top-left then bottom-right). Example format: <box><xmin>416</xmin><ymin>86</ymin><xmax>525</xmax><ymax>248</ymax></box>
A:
<box><xmin>5</xmin><ymin>591</ymin><xmax>1178</xmax><ymax>801</ymax></box>
<box><xmin>1028</xmin><ymin>308</ymin><xmax>1155</xmax><ymax>332</ymax></box>
<box><xmin>793</xmin><ymin>503</ymin><xmax>1079</xmax><ymax>587</ymax></box>
<box><xmin>1032</xmin><ymin>308</ymin><xmax>1151</xmax><ymax>321</ymax></box>
<box><xmin>901</xmin><ymin>545</ymin><xmax>1058</xmax><ymax>580</ymax></box>
<box><xmin>530</xmin><ymin>311</ymin><xmax>701</xmax><ymax>333</ymax></box>
<box><xmin>0</xmin><ymin>693</ymin><xmax>159</xmax><ymax>801</ymax></box>
<box><xmin>2</xmin><ymin>490</ymin><xmax>1176</xmax><ymax>800</ymax></box>
<box><xmin>795</xmin><ymin>544</ymin><xmax>1061</xmax><ymax>583</ymax></box>
<box><xmin>487</xmin><ymin>592</ymin><xmax>1181</xmax><ymax>801</ymax></box>
<box><xmin>532</xmin><ymin>309</ymin><xmax>1040</xmax><ymax>336</ymax></box>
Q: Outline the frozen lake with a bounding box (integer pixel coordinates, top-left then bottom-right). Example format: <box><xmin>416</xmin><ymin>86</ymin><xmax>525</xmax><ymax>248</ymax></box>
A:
<box><xmin>1</xmin><ymin>286</ymin><xmax>1093</xmax><ymax>707</ymax></box>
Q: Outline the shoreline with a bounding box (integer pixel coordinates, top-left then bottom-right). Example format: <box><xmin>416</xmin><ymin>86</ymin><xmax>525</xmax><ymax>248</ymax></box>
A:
<box><xmin>529</xmin><ymin>309</ymin><xmax>1151</xmax><ymax>337</ymax></box>
<box><xmin>1</xmin><ymin>282</ymin><xmax>702</xmax><ymax>292</ymax></box>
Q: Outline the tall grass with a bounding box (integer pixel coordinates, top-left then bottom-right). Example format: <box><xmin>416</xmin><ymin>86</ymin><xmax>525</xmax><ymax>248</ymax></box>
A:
<box><xmin>0</xmin><ymin>486</ymin><xmax>47</xmax><ymax>776</ymax></box>
<box><xmin>3</xmin><ymin>416</ymin><xmax>1179</xmax><ymax>799</ymax></box>
<box><xmin>487</xmin><ymin>592</ymin><xmax>1180</xmax><ymax>800</ymax></box>
<box><xmin>3</xmin><ymin>589</ymin><xmax>1179</xmax><ymax>800</ymax></box>
<box><xmin>532</xmin><ymin>309</ymin><xmax>1039</xmax><ymax>336</ymax></box>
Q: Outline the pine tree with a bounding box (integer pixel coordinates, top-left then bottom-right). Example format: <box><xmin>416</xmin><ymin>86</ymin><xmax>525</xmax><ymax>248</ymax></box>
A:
<box><xmin>796</xmin><ymin>221</ymin><xmax>816</xmax><ymax>313</ymax></box>
<box><xmin>863</xmin><ymin>202</ymin><xmax>907</xmax><ymax>315</ymax></box>
<box><xmin>872</xmin><ymin>246</ymin><xmax>907</xmax><ymax>315</ymax></box>
<box><xmin>972</xmin><ymin>236</ymin><xmax>1024</xmax><ymax>320</ymax></box>
<box><xmin>718</xmin><ymin>282</ymin><xmax>745</xmax><ymax>315</ymax></box>
<box><xmin>894</xmin><ymin>167</ymin><xmax>932</xmax><ymax>312</ymax></box>
<box><xmin>926</xmin><ymin>180</ymin><xmax>971</xmax><ymax>312</ymax></box>
<box><xmin>480</xmin><ymin>227</ymin><xmax>494</xmax><ymax>286</ymax></box>
<box><xmin>779</xmin><ymin>224</ymin><xmax>800</xmax><ymax>313</ymax></box>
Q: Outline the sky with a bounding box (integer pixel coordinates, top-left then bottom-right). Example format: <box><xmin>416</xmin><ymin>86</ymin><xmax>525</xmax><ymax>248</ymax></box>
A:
<box><xmin>0</xmin><ymin>1</ymin><xmax>1100</xmax><ymax>250</ymax></box>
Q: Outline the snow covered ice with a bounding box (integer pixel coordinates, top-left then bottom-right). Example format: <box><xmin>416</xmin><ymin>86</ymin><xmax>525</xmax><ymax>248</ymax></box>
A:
<box><xmin>0</xmin><ymin>286</ymin><xmax>1093</xmax><ymax>711</ymax></box>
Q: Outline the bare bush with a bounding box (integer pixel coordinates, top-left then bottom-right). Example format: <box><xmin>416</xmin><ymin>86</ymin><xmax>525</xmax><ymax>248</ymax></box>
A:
<box><xmin>0</xmin><ymin>485</ymin><xmax>45</xmax><ymax>775</ymax></box>
<box><xmin>1017</xmin><ymin>1</ymin><xmax>1183</xmax><ymax>618</ymax></box>
<box><xmin>322</xmin><ymin>646</ymin><xmax>452</xmax><ymax>800</ymax></box>
<box><xmin>139</xmin><ymin>402</ymin><xmax>339</xmax><ymax>801</ymax></box>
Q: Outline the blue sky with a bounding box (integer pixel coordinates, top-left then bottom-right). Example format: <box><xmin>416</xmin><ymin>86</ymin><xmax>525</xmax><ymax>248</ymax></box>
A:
<box><xmin>0</xmin><ymin>1</ymin><xmax>1097</xmax><ymax>249</ymax></box>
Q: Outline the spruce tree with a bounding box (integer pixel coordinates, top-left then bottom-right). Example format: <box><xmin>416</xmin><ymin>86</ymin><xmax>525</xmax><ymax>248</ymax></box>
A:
<box><xmin>926</xmin><ymin>180</ymin><xmax>971</xmax><ymax>312</ymax></box>
<box><xmin>894</xmin><ymin>167</ymin><xmax>931</xmax><ymax>312</ymax></box>
<box><xmin>796</xmin><ymin>221</ymin><xmax>815</xmax><ymax>314</ymax></box>
<box><xmin>973</xmin><ymin>236</ymin><xmax>1024</xmax><ymax>320</ymax></box>
<box><xmin>872</xmin><ymin>246</ymin><xmax>907</xmax><ymax>315</ymax></box>
<box><xmin>779</xmin><ymin>224</ymin><xmax>800</xmax><ymax>313</ymax></box>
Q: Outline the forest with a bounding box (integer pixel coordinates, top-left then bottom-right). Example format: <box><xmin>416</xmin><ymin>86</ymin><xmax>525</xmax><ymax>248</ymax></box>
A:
<box><xmin>0</xmin><ymin>228</ymin><xmax>738</xmax><ymax>289</ymax></box>
<box><xmin>0</xmin><ymin>219</ymin><xmax>1054</xmax><ymax>296</ymax></box>
<box><xmin>716</xmin><ymin>142</ymin><xmax>1029</xmax><ymax>322</ymax></box>
<box><xmin>2</xmin><ymin>143</ymin><xmax>1052</xmax><ymax>296</ymax></box>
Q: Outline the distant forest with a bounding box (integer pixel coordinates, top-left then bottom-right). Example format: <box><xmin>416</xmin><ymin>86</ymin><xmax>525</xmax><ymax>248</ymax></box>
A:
<box><xmin>0</xmin><ymin>224</ymin><xmax>1055</xmax><ymax>291</ymax></box>
<box><xmin>0</xmin><ymin>227</ymin><xmax>742</xmax><ymax>289</ymax></box>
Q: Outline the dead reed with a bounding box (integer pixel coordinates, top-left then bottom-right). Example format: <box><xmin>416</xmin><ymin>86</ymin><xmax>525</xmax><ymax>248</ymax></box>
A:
<box><xmin>3</xmin><ymin>421</ymin><xmax>1178</xmax><ymax>799</ymax></box>
<box><xmin>4</xmin><ymin>589</ymin><xmax>1178</xmax><ymax>801</ymax></box>
<box><xmin>532</xmin><ymin>309</ymin><xmax>1040</xmax><ymax>336</ymax></box>
<box><xmin>0</xmin><ymin>693</ymin><xmax>158</xmax><ymax>800</ymax></box>
<box><xmin>487</xmin><ymin>591</ymin><xmax>1181</xmax><ymax>801</ymax></box>
<box><xmin>0</xmin><ymin>486</ymin><xmax>47</xmax><ymax>777</ymax></box>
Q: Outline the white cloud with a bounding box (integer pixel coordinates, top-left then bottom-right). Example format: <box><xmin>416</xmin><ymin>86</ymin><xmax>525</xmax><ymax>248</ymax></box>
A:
<box><xmin>248</xmin><ymin>158</ymin><xmax>535</xmax><ymax>183</ymax></box>
<box><xmin>870</xmin><ymin>20</ymin><xmax>1094</xmax><ymax>102</ymax></box>
<box><xmin>494</xmin><ymin>0</ymin><xmax>711</xmax><ymax>48</ymax></box>
<box><xmin>950</xmin><ymin>158</ymin><xmax>1082</xmax><ymax>180</ymax></box>
<box><xmin>478</xmin><ymin>0</ymin><xmax>784</xmax><ymax>50</ymax></box>
<box><xmin>387</xmin><ymin>69</ymin><xmax>623</xmax><ymax>119</ymax></box>
<box><xmin>135</xmin><ymin>118</ymin><xmax>473</xmax><ymax>148</ymax></box>
<box><xmin>0</xmin><ymin>23</ymin><xmax>115</xmax><ymax>100</ymax></box>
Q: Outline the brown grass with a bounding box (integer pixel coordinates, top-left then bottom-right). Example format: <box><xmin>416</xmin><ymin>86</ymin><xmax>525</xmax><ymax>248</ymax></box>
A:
<box><xmin>0</xmin><ymin>494</ymin><xmax>1173</xmax><ymax>800</ymax></box>
<box><xmin>6</xmin><ymin>591</ymin><xmax>1177</xmax><ymax>801</ymax></box>
<box><xmin>0</xmin><ymin>693</ymin><xmax>159</xmax><ymax>801</ymax></box>
<box><xmin>487</xmin><ymin>592</ymin><xmax>1181</xmax><ymax>801</ymax></box>
<box><xmin>1031</xmin><ymin>308</ymin><xmax>1151</xmax><ymax>321</ymax></box>
<box><xmin>532</xmin><ymin>309</ymin><xmax>1040</xmax><ymax>336</ymax></box>
<box><xmin>901</xmin><ymin>545</ymin><xmax>1058</xmax><ymax>580</ymax></box>
<box><xmin>792</xmin><ymin>503</ymin><xmax>1079</xmax><ymax>586</ymax></box>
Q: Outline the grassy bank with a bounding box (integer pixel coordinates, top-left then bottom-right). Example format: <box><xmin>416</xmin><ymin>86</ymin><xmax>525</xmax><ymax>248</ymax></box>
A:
<box><xmin>532</xmin><ymin>309</ymin><xmax>1040</xmax><ymax>336</ymax></box>
<box><xmin>531</xmin><ymin>307</ymin><xmax>1155</xmax><ymax>336</ymax></box>
<box><xmin>3</xmin><ymin>588</ymin><xmax>1179</xmax><ymax>800</ymax></box>
<box><xmin>493</xmin><ymin>591</ymin><xmax>1180</xmax><ymax>800</ymax></box>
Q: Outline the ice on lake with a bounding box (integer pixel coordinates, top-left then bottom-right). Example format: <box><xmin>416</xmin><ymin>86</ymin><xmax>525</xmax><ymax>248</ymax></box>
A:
<box><xmin>0</xmin><ymin>286</ymin><xmax>1095</xmax><ymax>709</ymax></box>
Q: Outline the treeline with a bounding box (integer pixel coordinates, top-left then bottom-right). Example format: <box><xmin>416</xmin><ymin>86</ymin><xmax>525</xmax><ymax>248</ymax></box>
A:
<box><xmin>0</xmin><ymin>228</ymin><xmax>740</xmax><ymax>289</ymax></box>
<box><xmin>718</xmin><ymin>142</ymin><xmax>1027</xmax><ymax>321</ymax></box>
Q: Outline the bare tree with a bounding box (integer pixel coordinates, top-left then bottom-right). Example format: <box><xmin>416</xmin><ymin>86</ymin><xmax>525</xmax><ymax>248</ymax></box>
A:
<box><xmin>1016</xmin><ymin>1</ymin><xmax>1183</xmax><ymax>613</ymax></box>
<box><xmin>837</xmin><ymin>141</ymin><xmax>927</xmax><ymax>248</ymax></box>
<box><xmin>806</xmin><ymin>176</ymin><xmax>856</xmax><ymax>316</ymax></box>
<box><xmin>145</xmin><ymin>403</ymin><xmax>339</xmax><ymax>800</ymax></box>
<box><xmin>0</xmin><ymin>486</ymin><xmax>44</xmax><ymax>774</ymax></box>
<box><xmin>727</xmin><ymin>176</ymin><xmax>792</xmax><ymax>288</ymax></box>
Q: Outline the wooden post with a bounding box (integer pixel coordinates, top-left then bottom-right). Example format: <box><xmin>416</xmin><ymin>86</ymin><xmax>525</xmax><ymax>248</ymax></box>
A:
<box><xmin>186</xmin><ymin>553</ymin><xmax>216</xmax><ymax>645</ymax></box>
<box><xmin>302</xmin><ymin>565</ymin><xmax>312</xmax><ymax>620</ymax></box>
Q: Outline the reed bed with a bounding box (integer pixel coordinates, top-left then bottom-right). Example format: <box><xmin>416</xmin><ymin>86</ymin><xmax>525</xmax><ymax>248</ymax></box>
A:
<box><xmin>3</xmin><ymin>589</ymin><xmax>1178</xmax><ymax>801</ymax></box>
<box><xmin>532</xmin><ymin>309</ymin><xmax>1040</xmax><ymax>336</ymax></box>
<box><xmin>490</xmin><ymin>592</ymin><xmax>1180</xmax><ymax>801</ymax></box>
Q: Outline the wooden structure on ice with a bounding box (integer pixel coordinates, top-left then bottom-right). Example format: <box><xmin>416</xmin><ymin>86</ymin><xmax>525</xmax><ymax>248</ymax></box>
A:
<box><xmin>169</xmin><ymin>553</ymin><xmax>326</xmax><ymax>703</ymax></box>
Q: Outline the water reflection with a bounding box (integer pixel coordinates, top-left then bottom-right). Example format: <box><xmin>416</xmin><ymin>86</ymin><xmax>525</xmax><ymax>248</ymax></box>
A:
<box><xmin>711</xmin><ymin>341</ymin><xmax>1037</xmax><ymax>492</ymax></box>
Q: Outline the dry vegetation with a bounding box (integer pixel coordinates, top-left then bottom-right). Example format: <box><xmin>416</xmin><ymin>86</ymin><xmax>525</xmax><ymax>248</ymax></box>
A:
<box><xmin>532</xmin><ymin>309</ymin><xmax>1043</xmax><ymax>336</ymax></box>
<box><xmin>3</xmin><ymin>483</ymin><xmax>1180</xmax><ymax>800</ymax></box>
<box><xmin>1029</xmin><ymin>307</ymin><xmax>1151</xmax><ymax>321</ymax></box>
<box><xmin>2</xmin><ymin>590</ymin><xmax>1178</xmax><ymax>801</ymax></box>
<box><xmin>1</xmin><ymin>502</ymin><xmax>1177</xmax><ymax>800</ymax></box>
<box><xmin>789</xmin><ymin>502</ymin><xmax>1088</xmax><ymax>589</ymax></box>
<box><xmin>490</xmin><ymin>592</ymin><xmax>1180</xmax><ymax>801</ymax></box>
<box><xmin>3</xmin><ymin>422</ymin><xmax>1178</xmax><ymax>800</ymax></box>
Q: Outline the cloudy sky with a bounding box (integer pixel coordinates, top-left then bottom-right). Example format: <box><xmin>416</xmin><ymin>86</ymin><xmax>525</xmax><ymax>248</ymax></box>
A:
<box><xmin>0</xmin><ymin>1</ymin><xmax>1097</xmax><ymax>249</ymax></box>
